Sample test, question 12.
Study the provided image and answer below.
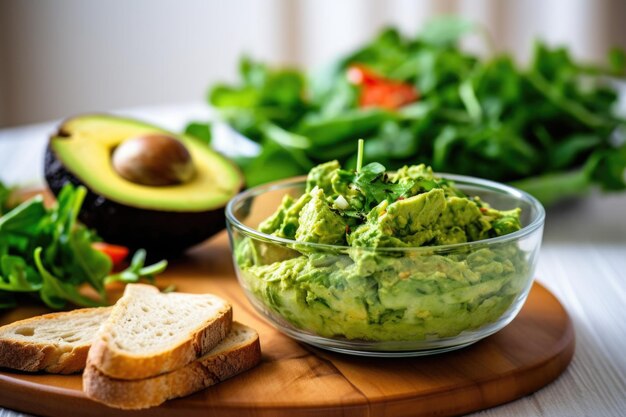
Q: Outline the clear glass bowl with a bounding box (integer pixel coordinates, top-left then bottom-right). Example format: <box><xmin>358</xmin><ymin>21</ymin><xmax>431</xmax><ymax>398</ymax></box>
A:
<box><xmin>226</xmin><ymin>175</ymin><xmax>545</xmax><ymax>357</ymax></box>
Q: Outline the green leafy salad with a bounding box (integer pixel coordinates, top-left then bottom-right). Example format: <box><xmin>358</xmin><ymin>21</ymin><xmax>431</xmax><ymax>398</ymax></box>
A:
<box><xmin>0</xmin><ymin>184</ymin><xmax>166</xmax><ymax>310</ymax></box>
<box><xmin>188</xmin><ymin>17</ymin><xmax>626</xmax><ymax>205</ymax></box>
<box><xmin>235</xmin><ymin>143</ymin><xmax>533</xmax><ymax>341</ymax></box>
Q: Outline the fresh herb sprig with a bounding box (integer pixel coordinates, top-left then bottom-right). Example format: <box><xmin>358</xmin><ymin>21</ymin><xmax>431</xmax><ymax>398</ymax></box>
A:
<box><xmin>0</xmin><ymin>183</ymin><xmax>167</xmax><ymax>310</ymax></box>
<box><xmin>333</xmin><ymin>139</ymin><xmax>437</xmax><ymax>212</ymax></box>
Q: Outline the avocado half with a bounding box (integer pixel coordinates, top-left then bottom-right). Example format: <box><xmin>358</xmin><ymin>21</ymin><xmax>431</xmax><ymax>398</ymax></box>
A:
<box><xmin>44</xmin><ymin>114</ymin><xmax>244</xmax><ymax>255</ymax></box>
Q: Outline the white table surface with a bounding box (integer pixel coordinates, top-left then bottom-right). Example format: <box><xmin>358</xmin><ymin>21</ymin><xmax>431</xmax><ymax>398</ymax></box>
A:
<box><xmin>0</xmin><ymin>103</ymin><xmax>625</xmax><ymax>417</ymax></box>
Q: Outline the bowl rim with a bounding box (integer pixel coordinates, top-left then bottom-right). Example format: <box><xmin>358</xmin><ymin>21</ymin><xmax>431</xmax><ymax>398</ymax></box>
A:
<box><xmin>225</xmin><ymin>173</ymin><xmax>546</xmax><ymax>252</ymax></box>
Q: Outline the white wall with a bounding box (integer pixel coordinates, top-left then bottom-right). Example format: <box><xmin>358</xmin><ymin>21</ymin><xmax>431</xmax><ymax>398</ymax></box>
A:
<box><xmin>1</xmin><ymin>0</ymin><xmax>624</xmax><ymax>127</ymax></box>
<box><xmin>0</xmin><ymin>0</ymin><xmax>289</xmax><ymax>126</ymax></box>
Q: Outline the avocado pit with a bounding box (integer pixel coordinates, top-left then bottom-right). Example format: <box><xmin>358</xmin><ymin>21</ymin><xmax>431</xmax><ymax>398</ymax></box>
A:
<box><xmin>112</xmin><ymin>133</ymin><xmax>195</xmax><ymax>186</ymax></box>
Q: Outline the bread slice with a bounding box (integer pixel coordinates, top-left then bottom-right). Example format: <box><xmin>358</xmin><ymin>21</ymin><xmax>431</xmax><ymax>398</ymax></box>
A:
<box><xmin>0</xmin><ymin>307</ymin><xmax>111</xmax><ymax>374</ymax></box>
<box><xmin>88</xmin><ymin>284</ymin><xmax>232</xmax><ymax>380</ymax></box>
<box><xmin>83</xmin><ymin>322</ymin><xmax>261</xmax><ymax>409</ymax></box>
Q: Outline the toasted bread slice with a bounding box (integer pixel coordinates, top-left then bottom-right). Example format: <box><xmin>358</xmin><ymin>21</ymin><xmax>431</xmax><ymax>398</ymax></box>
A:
<box><xmin>88</xmin><ymin>284</ymin><xmax>232</xmax><ymax>380</ymax></box>
<box><xmin>0</xmin><ymin>307</ymin><xmax>112</xmax><ymax>374</ymax></box>
<box><xmin>83</xmin><ymin>322</ymin><xmax>261</xmax><ymax>409</ymax></box>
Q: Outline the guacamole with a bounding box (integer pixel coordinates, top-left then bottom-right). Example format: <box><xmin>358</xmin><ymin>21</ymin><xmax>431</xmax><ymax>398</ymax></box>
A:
<box><xmin>236</xmin><ymin>159</ymin><xmax>529</xmax><ymax>341</ymax></box>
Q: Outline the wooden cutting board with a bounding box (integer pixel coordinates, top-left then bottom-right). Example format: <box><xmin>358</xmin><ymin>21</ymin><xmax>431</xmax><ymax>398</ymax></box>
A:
<box><xmin>0</xmin><ymin>231</ymin><xmax>574</xmax><ymax>417</ymax></box>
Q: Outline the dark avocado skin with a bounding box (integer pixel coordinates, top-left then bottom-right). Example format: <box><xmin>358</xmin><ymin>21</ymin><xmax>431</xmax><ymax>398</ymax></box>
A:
<box><xmin>45</xmin><ymin>145</ymin><xmax>232</xmax><ymax>258</ymax></box>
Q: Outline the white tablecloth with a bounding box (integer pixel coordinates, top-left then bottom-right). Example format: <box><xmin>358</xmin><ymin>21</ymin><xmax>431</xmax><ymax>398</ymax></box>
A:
<box><xmin>0</xmin><ymin>103</ymin><xmax>624</xmax><ymax>417</ymax></box>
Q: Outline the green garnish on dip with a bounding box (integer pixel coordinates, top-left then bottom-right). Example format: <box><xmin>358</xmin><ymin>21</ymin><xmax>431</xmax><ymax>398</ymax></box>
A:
<box><xmin>259</xmin><ymin>140</ymin><xmax>522</xmax><ymax>248</ymax></box>
<box><xmin>236</xmin><ymin>141</ymin><xmax>530</xmax><ymax>341</ymax></box>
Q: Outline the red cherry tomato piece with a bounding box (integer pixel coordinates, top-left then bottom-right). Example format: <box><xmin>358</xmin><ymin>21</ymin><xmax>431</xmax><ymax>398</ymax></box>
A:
<box><xmin>92</xmin><ymin>242</ymin><xmax>129</xmax><ymax>266</ymax></box>
<box><xmin>360</xmin><ymin>82</ymin><xmax>419</xmax><ymax>110</ymax></box>
<box><xmin>347</xmin><ymin>64</ymin><xmax>419</xmax><ymax>110</ymax></box>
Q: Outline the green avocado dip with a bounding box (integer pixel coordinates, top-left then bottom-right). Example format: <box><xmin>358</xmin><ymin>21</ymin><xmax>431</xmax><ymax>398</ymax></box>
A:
<box><xmin>235</xmin><ymin>145</ymin><xmax>529</xmax><ymax>342</ymax></box>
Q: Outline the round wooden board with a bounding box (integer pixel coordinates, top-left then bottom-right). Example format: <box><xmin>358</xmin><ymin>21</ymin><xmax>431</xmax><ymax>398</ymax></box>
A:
<box><xmin>0</xmin><ymin>232</ymin><xmax>574</xmax><ymax>417</ymax></box>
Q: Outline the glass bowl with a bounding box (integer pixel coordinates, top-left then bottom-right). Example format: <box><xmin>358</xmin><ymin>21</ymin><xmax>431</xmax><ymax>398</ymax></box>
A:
<box><xmin>225</xmin><ymin>175</ymin><xmax>545</xmax><ymax>357</ymax></box>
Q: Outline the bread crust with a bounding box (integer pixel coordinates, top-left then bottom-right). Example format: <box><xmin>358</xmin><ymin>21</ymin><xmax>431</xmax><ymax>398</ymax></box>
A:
<box><xmin>83</xmin><ymin>323</ymin><xmax>261</xmax><ymax>409</ymax></box>
<box><xmin>0</xmin><ymin>307</ymin><xmax>111</xmax><ymax>374</ymax></box>
<box><xmin>88</xmin><ymin>284</ymin><xmax>233</xmax><ymax>379</ymax></box>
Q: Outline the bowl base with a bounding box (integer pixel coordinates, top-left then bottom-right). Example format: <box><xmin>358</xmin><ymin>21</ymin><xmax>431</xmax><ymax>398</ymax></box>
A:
<box><xmin>305</xmin><ymin>339</ymin><xmax>479</xmax><ymax>357</ymax></box>
<box><xmin>274</xmin><ymin>322</ymin><xmax>484</xmax><ymax>357</ymax></box>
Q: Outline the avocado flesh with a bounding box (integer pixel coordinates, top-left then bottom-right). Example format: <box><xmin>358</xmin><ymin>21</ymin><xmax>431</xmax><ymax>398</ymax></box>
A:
<box><xmin>44</xmin><ymin>115</ymin><xmax>243</xmax><ymax>255</ymax></box>
<box><xmin>49</xmin><ymin>115</ymin><xmax>241</xmax><ymax>211</ymax></box>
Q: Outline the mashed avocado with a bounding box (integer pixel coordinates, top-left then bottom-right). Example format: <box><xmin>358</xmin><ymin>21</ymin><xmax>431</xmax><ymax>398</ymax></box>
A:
<box><xmin>236</xmin><ymin>159</ymin><xmax>528</xmax><ymax>341</ymax></box>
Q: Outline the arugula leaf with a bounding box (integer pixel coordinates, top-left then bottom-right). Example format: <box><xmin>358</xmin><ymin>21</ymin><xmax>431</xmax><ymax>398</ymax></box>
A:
<box><xmin>0</xmin><ymin>183</ymin><xmax>167</xmax><ymax>309</ymax></box>
<box><xmin>0</xmin><ymin>255</ymin><xmax>41</xmax><ymax>292</ymax></box>
<box><xmin>34</xmin><ymin>247</ymin><xmax>103</xmax><ymax>309</ymax></box>
<box><xmin>297</xmin><ymin>109</ymin><xmax>392</xmax><ymax>147</ymax></box>
<box><xmin>191</xmin><ymin>20</ymin><xmax>626</xmax><ymax>205</ymax></box>
<box><xmin>262</xmin><ymin>122</ymin><xmax>312</xmax><ymax>150</ymax></box>
<box><xmin>608</xmin><ymin>48</ymin><xmax>626</xmax><ymax>75</ymax></box>
<box><xmin>585</xmin><ymin>146</ymin><xmax>626</xmax><ymax>190</ymax></box>
<box><xmin>105</xmin><ymin>249</ymin><xmax>167</xmax><ymax>285</ymax></box>
<box><xmin>184</xmin><ymin>122</ymin><xmax>212</xmax><ymax>145</ymax></box>
<box><xmin>0</xmin><ymin>196</ymin><xmax>46</xmax><ymax>235</ymax></box>
<box><xmin>239</xmin><ymin>141</ymin><xmax>313</xmax><ymax>187</ymax></box>
<box><xmin>549</xmin><ymin>134</ymin><xmax>601</xmax><ymax>169</ymax></box>
<box><xmin>69</xmin><ymin>227</ymin><xmax>112</xmax><ymax>295</ymax></box>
